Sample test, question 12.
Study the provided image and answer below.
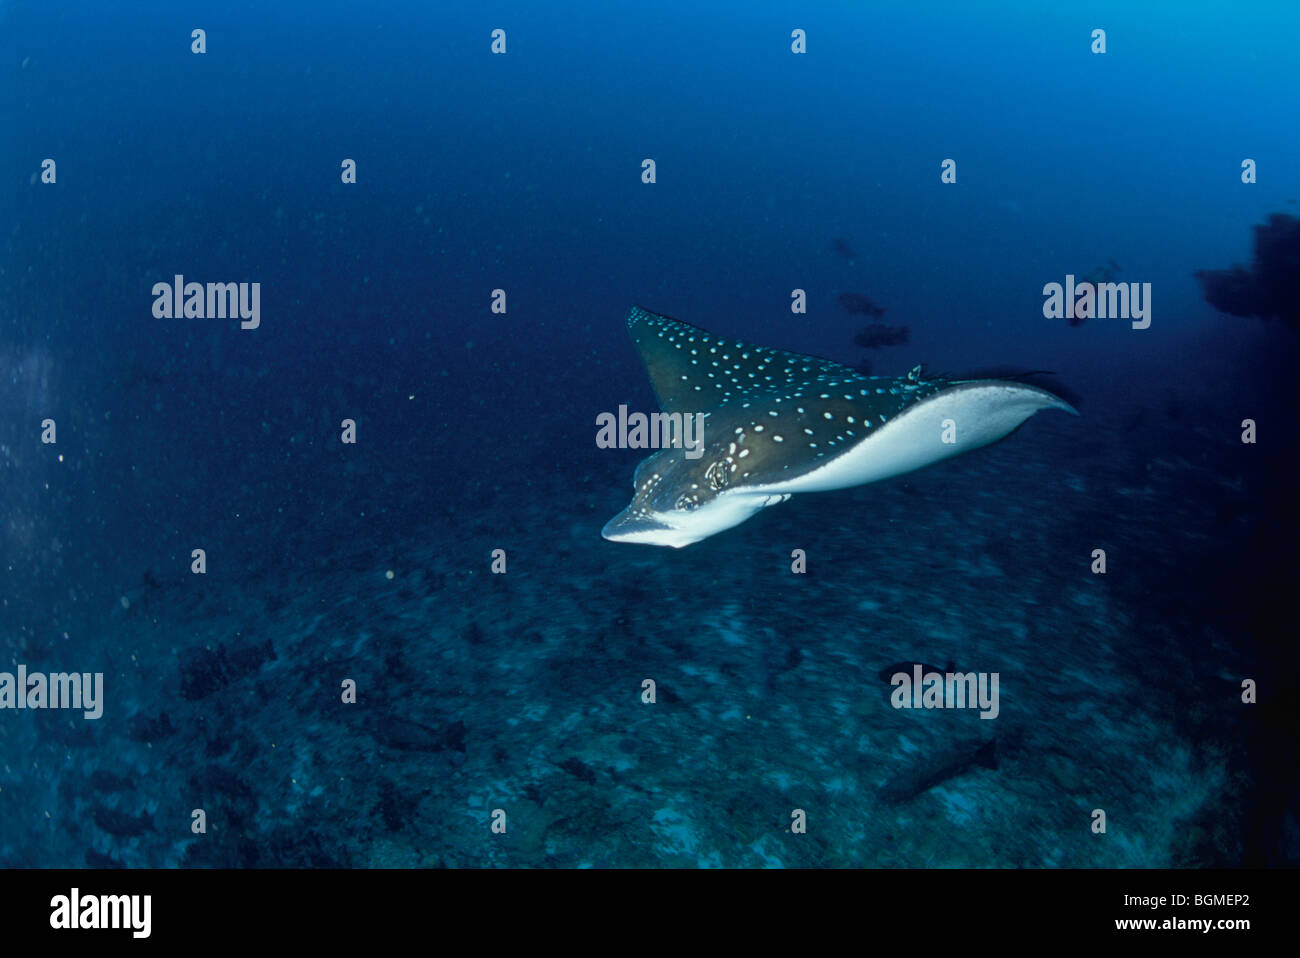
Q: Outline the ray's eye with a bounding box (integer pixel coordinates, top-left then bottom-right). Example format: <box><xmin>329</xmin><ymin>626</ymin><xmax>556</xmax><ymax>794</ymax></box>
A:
<box><xmin>675</xmin><ymin>495</ymin><xmax>698</xmax><ymax>512</ymax></box>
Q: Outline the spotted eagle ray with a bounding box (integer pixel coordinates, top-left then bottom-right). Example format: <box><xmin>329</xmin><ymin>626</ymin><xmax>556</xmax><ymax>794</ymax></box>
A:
<box><xmin>602</xmin><ymin>306</ymin><xmax>1078</xmax><ymax>548</ymax></box>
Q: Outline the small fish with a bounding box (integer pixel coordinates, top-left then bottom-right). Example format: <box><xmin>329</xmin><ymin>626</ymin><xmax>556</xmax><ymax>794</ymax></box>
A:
<box><xmin>85</xmin><ymin>849</ymin><xmax>126</xmax><ymax>869</ymax></box>
<box><xmin>178</xmin><ymin>638</ymin><xmax>277</xmax><ymax>701</ymax></box>
<box><xmin>556</xmin><ymin>757</ymin><xmax>598</xmax><ymax>784</ymax></box>
<box><xmin>365</xmin><ymin>714</ymin><xmax>467</xmax><ymax>753</ymax></box>
<box><xmin>87</xmin><ymin>770</ymin><xmax>133</xmax><ymax>793</ymax></box>
<box><xmin>852</xmin><ymin>323</ymin><xmax>909</xmax><ymax>349</ymax></box>
<box><xmin>877</xmin><ymin>661</ymin><xmax>956</xmax><ymax>684</ymax></box>
<box><xmin>1069</xmin><ymin>260</ymin><xmax>1124</xmax><ymax>327</ymax></box>
<box><xmin>837</xmin><ymin>291</ymin><xmax>887</xmax><ymax>317</ymax></box>
<box><xmin>126</xmin><ymin>711</ymin><xmax>175</xmax><ymax>742</ymax></box>
<box><xmin>831</xmin><ymin>237</ymin><xmax>857</xmax><ymax>260</ymax></box>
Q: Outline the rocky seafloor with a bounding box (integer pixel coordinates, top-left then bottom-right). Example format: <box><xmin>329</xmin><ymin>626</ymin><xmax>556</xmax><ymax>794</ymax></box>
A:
<box><xmin>1</xmin><ymin>402</ymin><xmax>1293</xmax><ymax>868</ymax></box>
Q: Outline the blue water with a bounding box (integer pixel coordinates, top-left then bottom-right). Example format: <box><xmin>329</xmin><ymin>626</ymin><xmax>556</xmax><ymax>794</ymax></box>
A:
<box><xmin>2</xmin><ymin>1</ymin><xmax>1297</xmax><ymax>867</ymax></box>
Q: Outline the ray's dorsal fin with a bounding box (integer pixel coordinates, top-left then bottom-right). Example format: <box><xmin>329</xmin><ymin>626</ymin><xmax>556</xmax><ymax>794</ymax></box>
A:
<box><xmin>626</xmin><ymin>304</ymin><xmax>860</xmax><ymax>413</ymax></box>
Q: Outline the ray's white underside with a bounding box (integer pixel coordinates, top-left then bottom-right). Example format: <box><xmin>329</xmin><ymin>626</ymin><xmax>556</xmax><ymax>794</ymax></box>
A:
<box><xmin>745</xmin><ymin>381</ymin><xmax>1077</xmax><ymax>495</ymax></box>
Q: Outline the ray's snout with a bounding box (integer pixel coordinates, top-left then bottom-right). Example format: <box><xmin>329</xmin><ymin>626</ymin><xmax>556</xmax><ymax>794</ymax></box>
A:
<box><xmin>601</xmin><ymin>509</ymin><xmax>677</xmax><ymax>546</ymax></box>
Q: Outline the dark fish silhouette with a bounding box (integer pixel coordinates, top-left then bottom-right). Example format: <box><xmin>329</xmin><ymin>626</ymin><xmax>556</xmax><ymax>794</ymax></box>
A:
<box><xmin>365</xmin><ymin>713</ymin><xmax>467</xmax><ymax>753</ymax></box>
<box><xmin>85</xmin><ymin>849</ymin><xmax>126</xmax><ymax>869</ymax></box>
<box><xmin>92</xmin><ymin>806</ymin><xmax>154</xmax><ymax>838</ymax></box>
<box><xmin>838</xmin><ymin>292</ymin><xmax>887</xmax><ymax>317</ymax></box>
<box><xmin>87</xmin><ymin>770</ymin><xmax>133</xmax><ymax>793</ymax></box>
<box><xmin>179</xmin><ymin>638</ymin><xmax>277</xmax><ymax>701</ymax></box>
<box><xmin>1069</xmin><ymin>259</ymin><xmax>1124</xmax><ymax>327</ymax></box>
<box><xmin>878</xmin><ymin>661</ymin><xmax>956</xmax><ymax>684</ymax></box>
<box><xmin>126</xmin><ymin>711</ymin><xmax>175</xmax><ymax>742</ymax></box>
<box><xmin>831</xmin><ymin>237</ymin><xmax>856</xmax><ymax>260</ymax></box>
<box><xmin>106</xmin><ymin>355</ymin><xmax>169</xmax><ymax>393</ymax></box>
<box><xmin>878</xmin><ymin>737</ymin><xmax>998</xmax><ymax>804</ymax></box>
<box><xmin>556</xmin><ymin>757</ymin><xmax>598</xmax><ymax>784</ymax></box>
<box><xmin>853</xmin><ymin>323</ymin><xmax>909</xmax><ymax>349</ymax></box>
